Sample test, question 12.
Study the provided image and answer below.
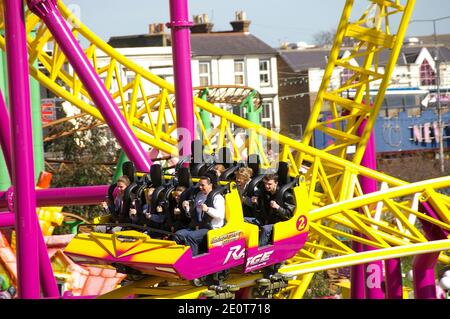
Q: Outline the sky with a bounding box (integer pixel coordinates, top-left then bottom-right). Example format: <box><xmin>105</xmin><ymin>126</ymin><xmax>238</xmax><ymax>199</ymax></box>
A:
<box><xmin>66</xmin><ymin>0</ymin><xmax>450</xmax><ymax>47</ymax></box>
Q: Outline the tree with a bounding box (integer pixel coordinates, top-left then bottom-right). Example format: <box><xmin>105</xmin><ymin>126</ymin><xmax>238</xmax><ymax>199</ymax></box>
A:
<box><xmin>312</xmin><ymin>29</ymin><xmax>336</xmax><ymax>47</ymax></box>
<box><xmin>44</xmin><ymin>113</ymin><xmax>119</xmax><ymax>221</ymax></box>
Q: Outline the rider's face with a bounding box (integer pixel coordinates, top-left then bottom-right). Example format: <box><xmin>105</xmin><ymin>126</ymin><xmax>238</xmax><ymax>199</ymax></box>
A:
<box><xmin>198</xmin><ymin>179</ymin><xmax>212</xmax><ymax>195</ymax></box>
<box><xmin>117</xmin><ymin>182</ymin><xmax>127</xmax><ymax>194</ymax></box>
<box><xmin>264</xmin><ymin>179</ymin><xmax>277</xmax><ymax>193</ymax></box>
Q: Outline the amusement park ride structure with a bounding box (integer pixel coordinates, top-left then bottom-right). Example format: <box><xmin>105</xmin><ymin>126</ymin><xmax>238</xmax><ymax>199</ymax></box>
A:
<box><xmin>0</xmin><ymin>0</ymin><xmax>450</xmax><ymax>299</ymax></box>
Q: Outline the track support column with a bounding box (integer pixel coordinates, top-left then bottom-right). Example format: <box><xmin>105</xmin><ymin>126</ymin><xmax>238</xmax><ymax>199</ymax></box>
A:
<box><xmin>3</xmin><ymin>0</ymin><xmax>40</xmax><ymax>298</ymax></box>
<box><xmin>413</xmin><ymin>201</ymin><xmax>449</xmax><ymax>299</ymax></box>
<box><xmin>357</xmin><ymin>119</ymin><xmax>386</xmax><ymax>299</ymax></box>
<box><xmin>168</xmin><ymin>0</ymin><xmax>195</xmax><ymax>162</ymax></box>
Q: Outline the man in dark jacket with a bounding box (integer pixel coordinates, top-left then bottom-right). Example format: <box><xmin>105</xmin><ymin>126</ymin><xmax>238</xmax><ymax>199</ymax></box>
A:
<box><xmin>247</xmin><ymin>173</ymin><xmax>295</xmax><ymax>246</ymax></box>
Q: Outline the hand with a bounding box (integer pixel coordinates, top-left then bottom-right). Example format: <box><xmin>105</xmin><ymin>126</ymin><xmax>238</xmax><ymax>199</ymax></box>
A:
<box><xmin>174</xmin><ymin>208</ymin><xmax>181</xmax><ymax>215</ymax></box>
<box><xmin>101</xmin><ymin>201</ymin><xmax>108</xmax><ymax>209</ymax></box>
<box><xmin>145</xmin><ymin>212</ymin><xmax>152</xmax><ymax>220</ymax></box>
<box><xmin>129</xmin><ymin>208</ymin><xmax>137</xmax><ymax>217</ymax></box>
<box><xmin>270</xmin><ymin>200</ymin><xmax>280</xmax><ymax>210</ymax></box>
<box><xmin>182</xmin><ymin>201</ymin><xmax>190</xmax><ymax>210</ymax></box>
<box><xmin>156</xmin><ymin>205</ymin><xmax>163</xmax><ymax>213</ymax></box>
<box><xmin>251</xmin><ymin>196</ymin><xmax>258</xmax><ymax>204</ymax></box>
<box><xmin>201</xmin><ymin>204</ymin><xmax>209</xmax><ymax>213</ymax></box>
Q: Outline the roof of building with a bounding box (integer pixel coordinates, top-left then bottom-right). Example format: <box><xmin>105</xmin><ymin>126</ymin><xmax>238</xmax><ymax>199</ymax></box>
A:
<box><xmin>415</xmin><ymin>33</ymin><xmax>450</xmax><ymax>46</ymax></box>
<box><xmin>279</xmin><ymin>45</ymin><xmax>450</xmax><ymax>72</ymax></box>
<box><xmin>108</xmin><ymin>32</ymin><xmax>277</xmax><ymax>57</ymax></box>
<box><xmin>190</xmin><ymin>32</ymin><xmax>277</xmax><ymax>56</ymax></box>
<box><xmin>108</xmin><ymin>34</ymin><xmax>170</xmax><ymax>48</ymax></box>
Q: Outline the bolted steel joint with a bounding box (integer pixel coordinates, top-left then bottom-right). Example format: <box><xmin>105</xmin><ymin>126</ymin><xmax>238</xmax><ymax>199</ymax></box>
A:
<box><xmin>166</xmin><ymin>20</ymin><xmax>194</xmax><ymax>30</ymax></box>
<box><xmin>27</xmin><ymin>0</ymin><xmax>58</xmax><ymax>18</ymax></box>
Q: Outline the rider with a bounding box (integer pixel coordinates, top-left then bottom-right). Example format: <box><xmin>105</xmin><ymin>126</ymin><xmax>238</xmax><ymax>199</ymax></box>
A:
<box><xmin>235</xmin><ymin>167</ymin><xmax>254</xmax><ymax>217</ymax></box>
<box><xmin>101</xmin><ymin>175</ymin><xmax>131</xmax><ymax>223</ymax></box>
<box><xmin>247</xmin><ymin>173</ymin><xmax>295</xmax><ymax>246</ymax></box>
<box><xmin>175</xmin><ymin>174</ymin><xmax>225</xmax><ymax>255</ymax></box>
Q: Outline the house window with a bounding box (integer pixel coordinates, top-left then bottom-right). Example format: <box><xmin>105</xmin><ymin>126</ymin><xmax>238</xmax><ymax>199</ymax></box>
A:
<box><xmin>259</xmin><ymin>59</ymin><xmax>271</xmax><ymax>86</ymax></box>
<box><xmin>261</xmin><ymin>99</ymin><xmax>273</xmax><ymax>128</ymax></box>
<box><xmin>199</xmin><ymin>61</ymin><xmax>211</xmax><ymax>86</ymax></box>
<box><xmin>420</xmin><ymin>59</ymin><xmax>436</xmax><ymax>86</ymax></box>
<box><xmin>340</xmin><ymin>68</ymin><xmax>355</xmax><ymax>85</ymax></box>
<box><xmin>234</xmin><ymin>60</ymin><xmax>245</xmax><ymax>85</ymax></box>
<box><xmin>126</xmin><ymin>75</ymin><xmax>134</xmax><ymax>102</ymax></box>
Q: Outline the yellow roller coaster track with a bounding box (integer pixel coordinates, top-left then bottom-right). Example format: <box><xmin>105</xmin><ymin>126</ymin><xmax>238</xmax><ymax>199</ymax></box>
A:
<box><xmin>1</xmin><ymin>0</ymin><xmax>450</xmax><ymax>299</ymax></box>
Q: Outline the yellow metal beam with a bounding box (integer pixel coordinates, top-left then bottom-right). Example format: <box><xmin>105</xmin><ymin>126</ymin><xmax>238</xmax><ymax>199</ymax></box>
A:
<box><xmin>279</xmin><ymin>239</ymin><xmax>450</xmax><ymax>276</ymax></box>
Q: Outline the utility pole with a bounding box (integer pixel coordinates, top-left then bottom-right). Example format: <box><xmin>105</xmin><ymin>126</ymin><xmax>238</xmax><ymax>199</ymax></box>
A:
<box><xmin>410</xmin><ymin>16</ymin><xmax>450</xmax><ymax>174</ymax></box>
<box><xmin>434</xmin><ymin>21</ymin><xmax>445</xmax><ymax>173</ymax></box>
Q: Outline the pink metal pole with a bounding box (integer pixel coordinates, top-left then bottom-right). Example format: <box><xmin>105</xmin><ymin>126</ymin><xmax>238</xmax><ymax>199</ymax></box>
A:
<box><xmin>357</xmin><ymin>119</ymin><xmax>386</xmax><ymax>299</ymax></box>
<box><xmin>168</xmin><ymin>0</ymin><xmax>195</xmax><ymax>161</ymax></box>
<box><xmin>0</xmin><ymin>90</ymin><xmax>12</xmax><ymax>176</ymax></box>
<box><xmin>385</xmin><ymin>259</ymin><xmax>403</xmax><ymax>299</ymax></box>
<box><xmin>413</xmin><ymin>252</ymin><xmax>439</xmax><ymax>299</ymax></box>
<box><xmin>0</xmin><ymin>212</ymin><xmax>14</xmax><ymax>227</ymax></box>
<box><xmin>412</xmin><ymin>201</ymin><xmax>448</xmax><ymax>299</ymax></box>
<box><xmin>0</xmin><ymin>217</ymin><xmax>60</xmax><ymax>297</ymax></box>
<box><xmin>34</xmin><ymin>185</ymin><xmax>109</xmax><ymax>206</ymax></box>
<box><xmin>36</xmin><ymin>220</ymin><xmax>59</xmax><ymax>298</ymax></box>
<box><xmin>0</xmin><ymin>185</ymin><xmax>109</xmax><ymax>210</ymax></box>
<box><xmin>350</xmin><ymin>236</ymin><xmax>366</xmax><ymax>299</ymax></box>
<box><xmin>27</xmin><ymin>0</ymin><xmax>151</xmax><ymax>172</ymax></box>
<box><xmin>4</xmin><ymin>0</ymin><xmax>40</xmax><ymax>298</ymax></box>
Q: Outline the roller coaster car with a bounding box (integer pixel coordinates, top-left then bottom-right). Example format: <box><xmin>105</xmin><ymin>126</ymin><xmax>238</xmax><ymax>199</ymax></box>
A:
<box><xmin>64</xmin><ymin>177</ymin><xmax>310</xmax><ymax>281</ymax></box>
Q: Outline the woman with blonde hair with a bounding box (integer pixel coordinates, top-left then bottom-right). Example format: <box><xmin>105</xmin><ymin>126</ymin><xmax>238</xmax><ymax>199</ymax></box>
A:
<box><xmin>235</xmin><ymin>167</ymin><xmax>254</xmax><ymax>217</ymax></box>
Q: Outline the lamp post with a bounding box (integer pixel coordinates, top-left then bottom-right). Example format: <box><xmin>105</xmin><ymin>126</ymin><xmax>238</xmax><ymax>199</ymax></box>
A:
<box><xmin>410</xmin><ymin>16</ymin><xmax>450</xmax><ymax>174</ymax></box>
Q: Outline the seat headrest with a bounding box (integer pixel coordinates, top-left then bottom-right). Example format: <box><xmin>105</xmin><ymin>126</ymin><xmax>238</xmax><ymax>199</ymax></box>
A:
<box><xmin>151</xmin><ymin>185</ymin><xmax>166</xmax><ymax>208</ymax></box>
<box><xmin>191</xmin><ymin>139</ymin><xmax>204</xmax><ymax>164</ymax></box>
<box><xmin>219</xmin><ymin>165</ymin><xmax>240</xmax><ymax>181</ymax></box>
<box><xmin>150</xmin><ymin>164</ymin><xmax>163</xmax><ymax>187</ymax></box>
<box><xmin>277</xmin><ymin>161</ymin><xmax>290</xmax><ymax>186</ymax></box>
<box><xmin>216</xmin><ymin>147</ymin><xmax>233</xmax><ymax>168</ymax></box>
<box><xmin>178</xmin><ymin>167</ymin><xmax>192</xmax><ymax>188</ymax></box>
<box><xmin>122</xmin><ymin>161</ymin><xmax>136</xmax><ymax>183</ymax></box>
<box><xmin>246</xmin><ymin>174</ymin><xmax>265</xmax><ymax>197</ymax></box>
<box><xmin>190</xmin><ymin>162</ymin><xmax>208</xmax><ymax>177</ymax></box>
<box><xmin>247</xmin><ymin>154</ymin><xmax>260</xmax><ymax>177</ymax></box>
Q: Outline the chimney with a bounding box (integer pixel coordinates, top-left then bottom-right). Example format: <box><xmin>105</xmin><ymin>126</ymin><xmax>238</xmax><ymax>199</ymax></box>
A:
<box><xmin>149</xmin><ymin>23</ymin><xmax>165</xmax><ymax>35</ymax></box>
<box><xmin>147</xmin><ymin>23</ymin><xmax>170</xmax><ymax>46</ymax></box>
<box><xmin>191</xmin><ymin>14</ymin><xmax>214</xmax><ymax>33</ymax></box>
<box><xmin>230</xmin><ymin>11</ymin><xmax>250</xmax><ymax>33</ymax></box>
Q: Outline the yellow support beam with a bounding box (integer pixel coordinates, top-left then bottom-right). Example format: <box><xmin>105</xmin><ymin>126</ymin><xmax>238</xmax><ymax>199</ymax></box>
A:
<box><xmin>280</xmin><ymin>239</ymin><xmax>450</xmax><ymax>276</ymax></box>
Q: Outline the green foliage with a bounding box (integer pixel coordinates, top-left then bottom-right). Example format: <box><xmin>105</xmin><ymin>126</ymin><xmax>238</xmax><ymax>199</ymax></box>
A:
<box><xmin>44</xmin><ymin>115</ymin><xmax>118</xmax><ymax>222</ymax></box>
<box><xmin>303</xmin><ymin>271</ymin><xmax>334</xmax><ymax>299</ymax></box>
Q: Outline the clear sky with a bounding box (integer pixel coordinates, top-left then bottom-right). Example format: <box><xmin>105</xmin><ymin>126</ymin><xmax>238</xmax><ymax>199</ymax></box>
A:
<box><xmin>67</xmin><ymin>0</ymin><xmax>450</xmax><ymax>47</ymax></box>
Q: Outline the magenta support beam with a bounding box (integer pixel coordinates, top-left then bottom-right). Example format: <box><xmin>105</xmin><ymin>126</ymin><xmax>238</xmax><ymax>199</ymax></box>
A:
<box><xmin>168</xmin><ymin>0</ymin><xmax>195</xmax><ymax>160</ymax></box>
<box><xmin>350</xmin><ymin>236</ymin><xmax>365</xmax><ymax>299</ymax></box>
<box><xmin>0</xmin><ymin>219</ymin><xmax>60</xmax><ymax>297</ymax></box>
<box><xmin>27</xmin><ymin>0</ymin><xmax>151</xmax><ymax>172</ymax></box>
<box><xmin>4</xmin><ymin>0</ymin><xmax>40</xmax><ymax>298</ymax></box>
<box><xmin>35</xmin><ymin>185</ymin><xmax>109</xmax><ymax>206</ymax></box>
<box><xmin>413</xmin><ymin>252</ymin><xmax>440</xmax><ymax>299</ymax></box>
<box><xmin>0</xmin><ymin>185</ymin><xmax>109</xmax><ymax>210</ymax></box>
<box><xmin>0</xmin><ymin>90</ymin><xmax>12</xmax><ymax>176</ymax></box>
<box><xmin>385</xmin><ymin>259</ymin><xmax>403</xmax><ymax>299</ymax></box>
<box><xmin>412</xmin><ymin>201</ymin><xmax>448</xmax><ymax>299</ymax></box>
<box><xmin>36</xmin><ymin>221</ymin><xmax>59</xmax><ymax>298</ymax></box>
<box><xmin>357</xmin><ymin>120</ymin><xmax>386</xmax><ymax>299</ymax></box>
<box><xmin>0</xmin><ymin>212</ymin><xmax>14</xmax><ymax>227</ymax></box>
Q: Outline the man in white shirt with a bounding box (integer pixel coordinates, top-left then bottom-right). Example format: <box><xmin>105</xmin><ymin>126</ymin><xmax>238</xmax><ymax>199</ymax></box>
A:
<box><xmin>175</xmin><ymin>175</ymin><xmax>225</xmax><ymax>255</ymax></box>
